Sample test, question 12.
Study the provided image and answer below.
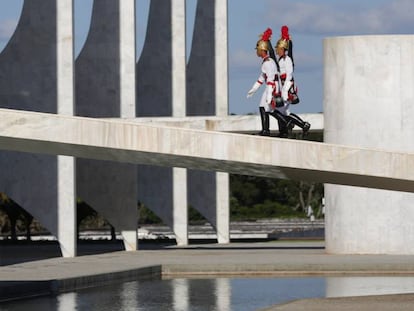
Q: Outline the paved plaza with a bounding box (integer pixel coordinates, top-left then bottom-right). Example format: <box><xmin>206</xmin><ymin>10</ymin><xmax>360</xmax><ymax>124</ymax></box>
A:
<box><xmin>2</xmin><ymin>240</ymin><xmax>414</xmax><ymax>310</ymax></box>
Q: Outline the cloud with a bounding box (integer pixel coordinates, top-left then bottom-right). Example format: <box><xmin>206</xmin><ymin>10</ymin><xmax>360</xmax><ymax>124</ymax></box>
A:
<box><xmin>230</xmin><ymin>49</ymin><xmax>257</xmax><ymax>67</ymax></box>
<box><xmin>229</xmin><ymin>43</ymin><xmax>322</xmax><ymax>77</ymax></box>
<box><xmin>294</xmin><ymin>51</ymin><xmax>322</xmax><ymax>73</ymax></box>
<box><xmin>230</xmin><ymin>49</ymin><xmax>261</xmax><ymax>75</ymax></box>
<box><xmin>229</xmin><ymin>49</ymin><xmax>322</xmax><ymax>82</ymax></box>
<box><xmin>263</xmin><ymin>0</ymin><xmax>414</xmax><ymax>36</ymax></box>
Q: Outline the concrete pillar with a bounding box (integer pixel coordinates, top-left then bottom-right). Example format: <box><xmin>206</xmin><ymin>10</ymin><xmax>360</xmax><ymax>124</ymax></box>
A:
<box><xmin>216</xmin><ymin>172</ymin><xmax>230</xmax><ymax>243</ymax></box>
<box><xmin>214</xmin><ymin>1</ymin><xmax>228</xmax><ymax>118</ymax></box>
<box><xmin>215</xmin><ymin>0</ymin><xmax>229</xmax><ymax>243</ymax></box>
<box><xmin>0</xmin><ymin>0</ymin><xmax>76</xmax><ymax>256</ymax></box>
<box><xmin>75</xmin><ymin>0</ymin><xmax>137</xmax><ymax>250</ymax></box>
<box><xmin>137</xmin><ymin>0</ymin><xmax>188</xmax><ymax>245</ymax></box>
<box><xmin>173</xmin><ymin>167</ymin><xmax>188</xmax><ymax>246</ymax></box>
<box><xmin>187</xmin><ymin>0</ymin><xmax>229</xmax><ymax>243</ymax></box>
<box><xmin>324</xmin><ymin>35</ymin><xmax>414</xmax><ymax>254</ymax></box>
<box><xmin>57</xmin><ymin>0</ymin><xmax>76</xmax><ymax>258</ymax></box>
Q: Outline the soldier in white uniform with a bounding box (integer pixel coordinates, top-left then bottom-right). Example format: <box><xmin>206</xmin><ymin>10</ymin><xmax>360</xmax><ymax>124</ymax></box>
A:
<box><xmin>271</xmin><ymin>26</ymin><xmax>310</xmax><ymax>138</ymax></box>
<box><xmin>247</xmin><ymin>28</ymin><xmax>277</xmax><ymax>136</ymax></box>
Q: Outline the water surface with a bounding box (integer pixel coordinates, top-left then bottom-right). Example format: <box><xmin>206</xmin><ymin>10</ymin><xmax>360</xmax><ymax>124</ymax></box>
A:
<box><xmin>2</xmin><ymin>276</ymin><xmax>414</xmax><ymax>311</ymax></box>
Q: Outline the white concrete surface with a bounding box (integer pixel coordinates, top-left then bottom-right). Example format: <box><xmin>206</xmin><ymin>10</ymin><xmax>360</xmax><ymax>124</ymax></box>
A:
<box><xmin>0</xmin><ymin>109</ymin><xmax>412</xmax><ymax>193</ymax></box>
<box><xmin>126</xmin><ymin>113</ymin><xmax>323</xmax><ymax>133</ymax></box>
<box><xmin>172</xmin><ymin>167</ymin><xmax>188</xmax><ymax>246</ymax></box>
<box><xmin>171</xmin><ymin>0</ymin><xmax>188</xmax><ymax>246</ymax></box>
<box><xmin>171</xmin><ymin>0</ymin><xmax>186</xmax><ymax>119</ymax></box>
<box><xmin>216</xmin><ymin>172</ymin><xmax>230</xmax><ymax>243</ymax></box>
<box><xmin>119</xmin><ymin>0</ymin><xmax>136</xmax><ymax>119</ymax></box>
<box><xmin>324</xmin><ymin>35</ymin><xmax>414</xmax><ymax>254</ymax></box>
<box><xmin>215</xmin><ymin>0</ymin><xmax>229</xmax><ymax>118</ymax></box>
<box><xmin>57</xmin><ymin>0</ymin><xmax>76</xmax><ymax>257</ymax></box>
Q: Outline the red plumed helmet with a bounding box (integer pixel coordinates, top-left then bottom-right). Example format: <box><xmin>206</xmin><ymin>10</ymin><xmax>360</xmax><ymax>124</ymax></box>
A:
<box><xmin>276</xmin><ymin>25</ymin><xmax>290</xmax><ymax>50</ymax></box>
<box><xmin>256</xmin><ymin>27</ymin><xmax>273</xmax><ymax>51</ymax></box>
<box><xmin>281</xmin><ymin>25</ymin><xmax>290</xmax><ymax>40</ymax></box>
<box><xmin>262</xmin><ymin>28</ymin><xmax>272</xmax><ymax>41</ymax></box>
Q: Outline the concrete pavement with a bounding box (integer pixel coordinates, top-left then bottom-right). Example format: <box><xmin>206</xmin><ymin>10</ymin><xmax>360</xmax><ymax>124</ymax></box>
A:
<box><xmin>260</xmin><ymin>293</ymin><xmax>414</xmax><ymax>311</ymax></box>
<box><xmin>2</xmin><ymin>240</ymin><xmax>414</xmax><ymax>309</ymax></box>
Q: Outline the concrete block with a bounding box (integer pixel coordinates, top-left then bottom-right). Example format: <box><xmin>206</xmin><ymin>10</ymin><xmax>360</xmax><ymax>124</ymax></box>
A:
<box><xmin>324</xmin><ymin>35</ymin><xmax>414</xmax><ymax>254</ymax></box>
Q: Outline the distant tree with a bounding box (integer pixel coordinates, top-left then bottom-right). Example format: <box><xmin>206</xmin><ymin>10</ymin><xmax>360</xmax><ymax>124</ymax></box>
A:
<box><xmin>0</xmin><ymin>193</ymin><xmax>33</xmax><ymax>240</ymax></box>
<box><xmin>229</xmin><ymin>131</ymin><xmax>325</xmax><ymax>220</ymax></box>
<box><xmin>188</xmin><ymin>205</ymin><xmax>207</xmax><ymax>224</ymax></box>
<box><xmin>230</xmin><ymin>175</ymin><xmax>324</xmax><ymax>220</ymax></box>
<box><xmin>137</xmin><ymin>202</ymin><xmax>162</xmax><ymax>224</ymax></box>
<box><xmin>77</xmin><ymin>199</ymin><xmax>118</xmax><ymax>240</ymax></box>
<box><xmin>77</xmin><ymin>199</ymin><xmax>98</xmax><ymax>239</ymax></box>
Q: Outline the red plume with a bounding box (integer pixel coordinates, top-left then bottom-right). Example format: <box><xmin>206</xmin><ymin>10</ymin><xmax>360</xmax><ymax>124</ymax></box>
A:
<box><xmin>281</xmin><ymin>25</ymin><xmax>290</xmax><ymax>40</ymax></box>
<box><xmin>261</xmin><ymin>28</ymin><xmax>272</xmax><ymax>41</ymax></box>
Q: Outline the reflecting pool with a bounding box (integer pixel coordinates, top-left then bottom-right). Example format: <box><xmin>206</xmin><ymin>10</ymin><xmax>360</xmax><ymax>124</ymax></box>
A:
<box><xmin>2</xmin><ymin>276</ymin><xmax>414</xmax><ymax>311</ymax></box>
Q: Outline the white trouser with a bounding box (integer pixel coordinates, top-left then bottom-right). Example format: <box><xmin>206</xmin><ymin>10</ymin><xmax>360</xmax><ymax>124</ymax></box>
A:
<box><xmin>259</xmin><ymin>90</ymin><xmax>273</xmax><ymax>112</ymax></box>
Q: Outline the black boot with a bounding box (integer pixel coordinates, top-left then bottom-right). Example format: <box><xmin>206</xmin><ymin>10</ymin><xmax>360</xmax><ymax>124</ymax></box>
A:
<box><xmin>287</xmin><ymin>113</ymin><xmax>311</xmax><ymax>136</ymax></box>
<box><xmin>259</xmin><ymin>107</ymin><xmax>270</xmax><ymax>136</ymax></box>
<box><xmin>277</xmin><ymin>120</ymin><xmax>289</xmax><ymax>138</ymax></box>
<box><xmin>270</xmin><ymin>110</ymin><xmax>289</xmax><ymax>138</ymax></box>
<box><xmin>302</xmin><ymin>121</ymin><xmax>311</xmax><ymax>136</ymax></box>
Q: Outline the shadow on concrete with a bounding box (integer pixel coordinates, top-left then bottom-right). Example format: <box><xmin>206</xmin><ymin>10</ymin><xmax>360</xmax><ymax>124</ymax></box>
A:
<box><xmin>0</xmin><ymin>240</ymin><xmax>125</xmax><ymax>266</ymax></box>
<box><xmin>0</xmin><ymin>239</ymin><xmax>185</xmax><ymax>266</ymax></box>
<box><xmin>0</xmin><ymin>238</ymin><xmax>325</xmax><ymax>266</ymax></box>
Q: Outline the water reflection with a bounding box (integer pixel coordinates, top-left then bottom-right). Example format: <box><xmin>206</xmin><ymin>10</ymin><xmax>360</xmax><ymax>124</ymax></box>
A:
<box><xmin>121</xmin><ymin>281</ymin><xmax>138</xmax><ymax>311</ymax></box>
<box><xmin>215</xmin><ymin>278</ymin><xmax>231</xmax><ymax>311</ymax></box>
<box><xmin>172</xmin><ymin>279</ymin><xmax>189</xmax><ymax>310</ymax></box>
<box><xmin>2</xmin><ymin>276</ymin><xmax>414</xmax><ymax>311</ymax></box>
<box><xmin>57</xmin><ymin>292</ymin><xmax>76</xmax><ymax>311</ymax></box>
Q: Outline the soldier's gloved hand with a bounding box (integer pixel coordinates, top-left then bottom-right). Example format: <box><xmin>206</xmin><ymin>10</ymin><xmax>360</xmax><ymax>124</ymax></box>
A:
<box><xmin>247</xmin><ymin>81</ymin><xmax>261</xmax><ymax>98</ymax></box>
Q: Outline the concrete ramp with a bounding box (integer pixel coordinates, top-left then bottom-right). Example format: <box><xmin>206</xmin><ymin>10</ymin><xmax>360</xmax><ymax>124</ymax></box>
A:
<box><xmin>0</xmin><ymin>108</ymin><xmax>413</xmax><ymax>193</ymax></box>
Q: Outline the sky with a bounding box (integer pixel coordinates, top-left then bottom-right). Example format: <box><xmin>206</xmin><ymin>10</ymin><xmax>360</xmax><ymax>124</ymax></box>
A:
<box><xmin>1</xmin><ymin>0</ymin><xmax>414</xmax><ymax>115</ymax></box>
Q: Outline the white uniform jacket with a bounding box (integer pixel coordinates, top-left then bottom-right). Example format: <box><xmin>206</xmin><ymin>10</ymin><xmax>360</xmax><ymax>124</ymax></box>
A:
<box><xmin>276</xmin><ymin>54</ymin><xmax>294</xmax><ymax>115</ymax></box>
<box><xmin>257</xmin><ymin>56</ymin><xmax>277</xmax><ymax>112</ymax></box>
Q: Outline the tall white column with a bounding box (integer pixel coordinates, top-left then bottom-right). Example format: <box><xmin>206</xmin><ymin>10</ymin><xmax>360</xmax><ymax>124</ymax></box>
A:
<box><xmin>214</xmin><ymin>1</ymin><xmax>229</xmax><ymax>244</ymax></box>
<box><xmin>214</xmin><ymin>0</ymin><xmax>228</xmax><ymax>118</ymax></box>
<box><xmin>172</xmin><ymin>0</ymin><xmax>188</xmax><ymax>246</ymax></box>
<box><xmin>172</xmin><ymin>0</ymin><xmax>186</xmax><ymax>119</ymax></box>
<box><xmin>120</xmin><ymin>0</ymin><xmax>137</xmax><ymax>119</ymax></box>
<box><xmin>173</xmin><ymin>167</ymin><xmax>188</xmax><ymax>246</ymax></box>
<box><xmin>57</xmin><ymin>0</ymin><xmax>76</xmax><ymax>257</ymax></box>
<box><xmin>324</xmin><ymin>35</ymin><xmax>414</xmax><ymax>254</ymax></box>
<box><xmin>119</xmin><ymin>0</ymin><xmax>138</xmax><ymax>251</ymax></box>
<box><xmin>216</xmin><ymin>172</ymin><xmax>230</xmax><ymax>244</ymax></box>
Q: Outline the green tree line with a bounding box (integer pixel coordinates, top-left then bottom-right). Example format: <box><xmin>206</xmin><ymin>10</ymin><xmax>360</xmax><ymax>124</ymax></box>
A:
<box><xmin>0</xmin><ymin>175</ymin><xmax>324</xmax><ymax>240</ymax></box>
